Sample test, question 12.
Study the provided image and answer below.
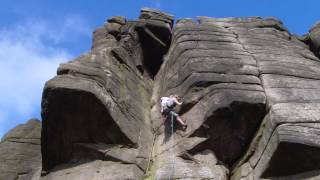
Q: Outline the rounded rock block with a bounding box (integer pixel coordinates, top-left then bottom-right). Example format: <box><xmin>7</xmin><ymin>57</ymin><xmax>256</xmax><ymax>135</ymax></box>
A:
<box><xmin>309</xmin><ymin>22</ymin><xmax>320</xmax><ymax>57</ymax></box>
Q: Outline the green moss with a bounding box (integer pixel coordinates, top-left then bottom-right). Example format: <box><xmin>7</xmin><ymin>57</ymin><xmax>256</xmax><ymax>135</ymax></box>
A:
<box><xmin>144</xmin><ymin>161</ymin><xmax>156</xmax><ymax>180</ymax></box>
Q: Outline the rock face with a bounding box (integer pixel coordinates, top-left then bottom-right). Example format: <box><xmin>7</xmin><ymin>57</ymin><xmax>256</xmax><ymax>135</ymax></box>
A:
<box><xmin>1</xmin><ymin>8</ymin><xmax>320</xmax><ymax>180</ymax></box>
<box><xmin>40</xmin><ymin>8</ymin><xmax>172</xmax><ymax>180</ymax></box>
<box><xmin>0</xmin><ymin>119</ymin><xmax>41</xmax><ymax>180</ymax></box>
<box><xmin>40</xmin><ymin>9</ymin><xmax>320</xmax><ymax>180</ymax></box>
<box><xmin>151</xmin><ymin>16</ymin><xmax>320</xmax><ymax>180</ymax></box>
<box><xmin>308</xmin><ymin>22</ymin><xmax>320</xmax><ymax>58</ymax></box>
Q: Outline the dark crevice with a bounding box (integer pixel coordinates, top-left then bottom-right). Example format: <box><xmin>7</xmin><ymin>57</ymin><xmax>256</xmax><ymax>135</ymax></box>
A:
<box><xmin>261</xmin><ymin>142</ymin><xmax>320</xmax><ymax>178</ymax></box>
<box><xmin>188</xmin><ymin>101</ymin><xmax>266</xmax><ymax>168</ymax></box>
<box><xmin>305</xmin><ymin>36</ymin><xmax>320</xmax><ymax>59</ymax></box>
<box><xmin>178</xmin><ymin>151</ymin><xmax>200</xmax><ymax>164</ymax></box>
<box><xmin>311</xmin><ymin>46</ymin><xmax>320</xmax><ymax>59</ymax></box>
<box><xmin>41</xmin><ymin>88</ymin><xmax>132</xmax><ymax>171</ymax></box>
<box><xmin>17</xmin><ymin>171</ymin><xmax>30</xmax><ymax>176</ymax></box>
<box><xmin>6</xmin><ymin>140</ymin><xmax>40</xmax><ymax>145</ymax></box>
<box><xmin>135</xmin><ymin>22</ymin><xmax>172</xmax><ymax>79</ymax></box>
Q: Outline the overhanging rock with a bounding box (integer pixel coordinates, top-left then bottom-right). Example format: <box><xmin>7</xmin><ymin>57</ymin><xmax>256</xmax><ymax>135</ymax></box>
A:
<box><xmin>232</xmin><ymin>103</ymin><xmax>320</xmax><ymax>179</ymax></box>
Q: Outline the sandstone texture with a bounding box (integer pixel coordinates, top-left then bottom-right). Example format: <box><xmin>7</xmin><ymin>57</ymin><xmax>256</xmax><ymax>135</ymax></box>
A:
<box><xmin>0</xmin><ymin>119</ymin><xmax>41</xmax><ymax>180</ymax></box>
<box><xmin>2</xmin><ymin>8</ymin><xmax>320</xmax><ymax>180</ymax></box>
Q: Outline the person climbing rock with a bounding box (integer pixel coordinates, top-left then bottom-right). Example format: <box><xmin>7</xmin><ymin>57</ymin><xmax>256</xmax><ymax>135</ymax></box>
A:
<box><xmin>160</xmin><ymin>95</ymin><xmax>187</xmax><ymax>130</ymax></box>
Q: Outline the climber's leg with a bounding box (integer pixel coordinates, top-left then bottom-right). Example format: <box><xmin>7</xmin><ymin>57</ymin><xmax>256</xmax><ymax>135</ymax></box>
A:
<box><xmin>177</xmin><ymin>116</ymin><xmax>187</xmax><ymax>126</ymax></box>
<box><xmin>177</xmin><ymin>116</ymin><xmax>187</xmax><ymax>131</ymax></box>
<box><xmin>170</xmin><ymin>111</ymin><xmax>186</xmax><ymax>126</ymax></box>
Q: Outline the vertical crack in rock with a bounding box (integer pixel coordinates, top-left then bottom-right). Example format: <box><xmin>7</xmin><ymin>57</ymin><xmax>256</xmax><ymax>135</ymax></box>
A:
<box><xmin>40</xmin><ymin>8</ymin><xmax>173</xmax><ymax>180</ymax></box>
<box><xmin>135</xmin><ymin>8</ymin><xmax>174</xmax><ymax>79</ymax></box>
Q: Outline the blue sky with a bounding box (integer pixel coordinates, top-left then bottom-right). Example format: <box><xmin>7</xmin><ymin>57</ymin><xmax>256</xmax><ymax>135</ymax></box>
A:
<box><xmin>0</xmin><ymin>0</ymin><xmax>320</xmax><ymax>138</ymax></box>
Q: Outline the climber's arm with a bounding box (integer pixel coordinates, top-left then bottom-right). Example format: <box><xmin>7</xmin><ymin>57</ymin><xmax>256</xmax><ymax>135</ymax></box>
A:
<box><xmin>173</xmin><ymin>98</ymin><xmax>183</xmax><ymax>106</ymax></box>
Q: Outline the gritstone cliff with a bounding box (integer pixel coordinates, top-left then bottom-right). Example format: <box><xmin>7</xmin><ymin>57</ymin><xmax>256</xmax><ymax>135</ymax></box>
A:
<box><xmin>2</xmin><ymin>8</ymin><xmax>320</xmax><ymax>180</ymax></box>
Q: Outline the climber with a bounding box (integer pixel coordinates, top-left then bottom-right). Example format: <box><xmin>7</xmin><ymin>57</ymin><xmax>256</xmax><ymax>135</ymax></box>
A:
<box><xmin>160</xmin><ymin>95</ymin><xmax>187</xmax><ymax>130</ymax></box>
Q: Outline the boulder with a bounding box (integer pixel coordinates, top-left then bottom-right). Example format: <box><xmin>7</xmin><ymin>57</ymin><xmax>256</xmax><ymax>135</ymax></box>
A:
<box><xmin>104</xmin><ymin>16</ymin><xmax>126</xmax><ymax>37</ymax></box>
<box><xmin>0</xmin><ymin>119</ymin><xmax>41</xmax><ymax>180</ymax></box>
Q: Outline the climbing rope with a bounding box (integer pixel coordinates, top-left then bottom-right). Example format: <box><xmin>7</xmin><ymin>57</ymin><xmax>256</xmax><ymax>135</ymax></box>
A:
<box><xmin>155</xmin><ymin>112</ymin><xmax>176</xmax><ymax>180</ymax></box>
<box><xmin>169</xmin><ymin>112</ymin><xmax>175</xmax><ymax>180</ymax></box>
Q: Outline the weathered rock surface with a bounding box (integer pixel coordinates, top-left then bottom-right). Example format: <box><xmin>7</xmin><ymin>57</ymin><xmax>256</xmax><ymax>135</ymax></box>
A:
<box><xmin>308</xmin><ymin>22</ymin><xmax>320</xmax><ymax>58</ymax></box>
<box><xmin>151</xmin><ymin>16</ymin><xmax>320</xmax><ymax>180</ymax></box>
<box><xmin>41</xmin><ymin>160</ymin><xmax>144</xmax><ymax>180</ymax></box>
<box><xmin>150</xmin><ymin>17</ymin><xmax>268</xmax><ymax>180</ymax></box>
<box><xmin>2</xmin><ymin>8</ymin><xmax>320</xmax><ymax>180</ymax></box>
<box><xmin>40</xmin><ymin>8</ymin><xmax>173</xmax><ymax>180</ymax></box>
<box><xmin>41</xmin><ymin>10</ymin><xmax>320</xmax><ymax>180</ymax></box>
<box><xmin>0</xmin><ymin>119</ymin><xmax>41</xmax><ymax>180</ymax></box>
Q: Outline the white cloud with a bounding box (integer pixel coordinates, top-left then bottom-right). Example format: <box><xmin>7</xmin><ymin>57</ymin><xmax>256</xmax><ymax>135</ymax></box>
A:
<box><xmin>0</xmin><ymin>15</ymin><xmax>91</xmax><ymax>138</ymax></box>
